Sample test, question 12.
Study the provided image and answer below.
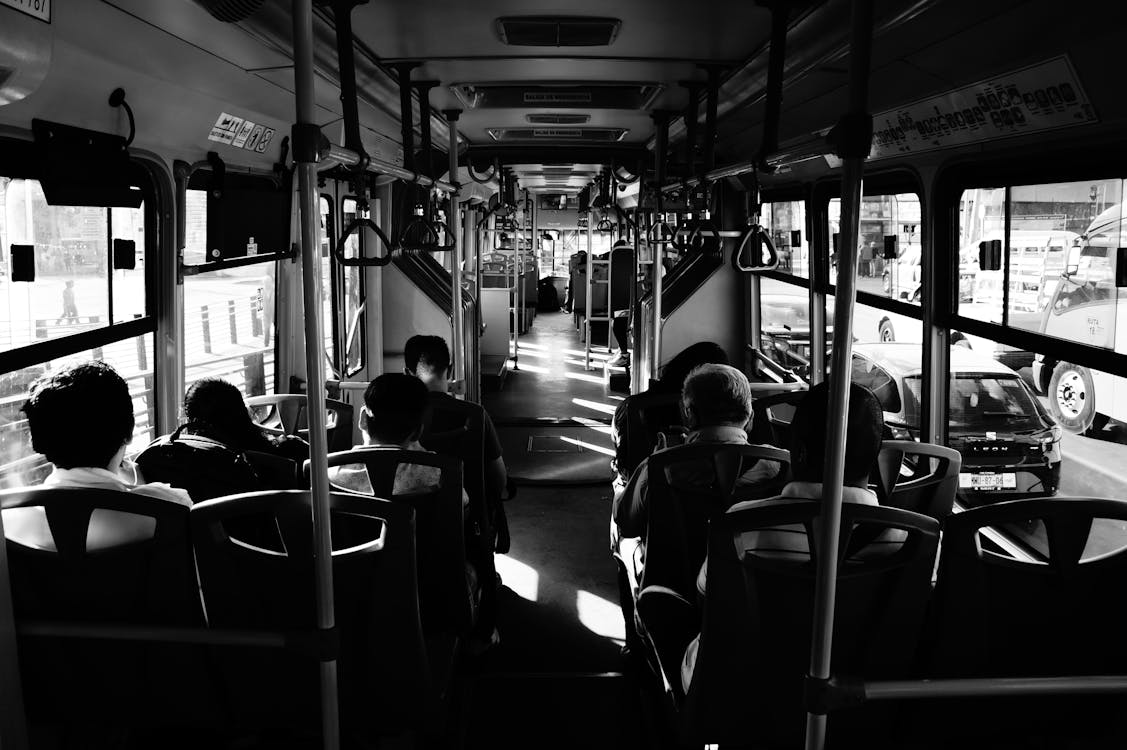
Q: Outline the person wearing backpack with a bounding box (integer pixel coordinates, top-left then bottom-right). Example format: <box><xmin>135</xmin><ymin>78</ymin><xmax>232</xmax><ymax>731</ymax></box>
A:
<box><xmin>135</xmin><ymin>378</ymin><xmax>307</xmax><ymax>502</ymax></box>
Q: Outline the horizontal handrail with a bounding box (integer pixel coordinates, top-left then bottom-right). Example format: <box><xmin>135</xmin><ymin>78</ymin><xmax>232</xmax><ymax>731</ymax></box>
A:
<box><xmin>318</xmin><ymin>142</ymin><xmax>458</xmax><ymax>194</ymax></box>
<box><xmin>862</xmin><ymin>675</ymin><xmax>1127</xmax><ymax>701</ymax></box>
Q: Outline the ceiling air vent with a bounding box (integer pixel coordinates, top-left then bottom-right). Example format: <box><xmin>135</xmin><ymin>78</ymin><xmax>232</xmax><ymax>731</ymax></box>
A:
<box><xmin>487</xmin><ymin>128</ymin><xmax>628</xmax><ymax>143</ymax></box>
<box><xmin>452</xmin><ymin>82</ymin><xmax>663</xmax><ymax>110</ymax></box>
<box><xmin>526</xmin><ymin>114</ymin><xmax>591</xmax><ymax>125</ymax></box>
<box><xmin>496</xmin><ymin>16</ymin><xmax>622</xmax><ymax>47</ymax></box>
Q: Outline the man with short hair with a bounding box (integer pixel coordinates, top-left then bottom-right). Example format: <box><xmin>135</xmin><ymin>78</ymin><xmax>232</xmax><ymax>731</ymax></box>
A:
<box><xmin>329</xmin><ymin>373</ymin><xmax>465</xmax><ymax>504</ymax></box>
<box><xmin>404</xmin><ymin>335</ymin><xmax>508</xmax><ymax>501</ymax></box>
<box><xmin>8</xmin><ymin>362</ymin><xmax>190</xmax><ymax>550</ymax></box>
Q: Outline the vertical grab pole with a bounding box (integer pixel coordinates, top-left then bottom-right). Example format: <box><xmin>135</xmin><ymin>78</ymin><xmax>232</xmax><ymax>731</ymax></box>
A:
<box><xmin>651</xmin><ymin>111</ymin><xmax>672</xmax><ymax>382</ymax></box>
<box><xmin>590</xmin><ymin>210</ymin><xmax>599</xmax><ymax>367</ymax></box>
<box><xmin>803</xmin><ymin>1</ymin><xmax>873</xmax><ymax>749</ymax></box>
<box><xmin>292</xmin><ymin>2</ymin><xmax>340</xmax><ymax>749</ymax></box>
<box><xmin>445</xmin><ymin>110</ymin><xmax>465</xmax><ymax>396</ymax></box>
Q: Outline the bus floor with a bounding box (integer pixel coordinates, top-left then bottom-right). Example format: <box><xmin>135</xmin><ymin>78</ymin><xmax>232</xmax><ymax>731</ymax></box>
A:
<box><xmin>461</xmin><ymin>312</ymin><xmax>662</xmax><ymax>748</ymax></box>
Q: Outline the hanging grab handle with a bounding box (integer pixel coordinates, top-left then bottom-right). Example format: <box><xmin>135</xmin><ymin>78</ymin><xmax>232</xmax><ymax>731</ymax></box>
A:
<box><xmin>596</xmin><ymin>216</ymin><xmax>615</xmax><ymax>233</ymax></box>
<box><xmin>732</xmin><ymin>224</ymin><xmax>780</xmax><ymax>272</ymax></box>
<box><xmin>647</xmin><ymin>218</ymin><xmax>677</xmax><ymax>246</ymax></box>
<box><xmin>398</xmin><ymin>204</ymin><xmax>456</xmax><ymax>252</ymax></box>
<box><xmin>335</xmin><ymin>215</ymin><xmax>395</xmax><ymax>267</ymax></box>
<box><xmin>688</xmin><ymin>220</ymin><xmax>721</xmax><ymax>254</ymax></box>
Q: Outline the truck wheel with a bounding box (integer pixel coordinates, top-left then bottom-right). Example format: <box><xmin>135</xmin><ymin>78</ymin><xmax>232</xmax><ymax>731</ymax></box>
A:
<box><xmin>1048</xmin><ymin>362</ymin><xmax>1100</xmax><ymax>434</ymax></box>
<box><xmin>878</xmin><ymin>319</ymin><xmax>895</xmax><ymax>342</ymax></box>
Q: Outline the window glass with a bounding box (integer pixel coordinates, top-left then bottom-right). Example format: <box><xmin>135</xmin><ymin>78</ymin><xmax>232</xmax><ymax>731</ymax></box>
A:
<box><xmin>1</xmin><ymin>178</ymin><xmax>117</xmax><ymax>352</ymax></box>
<box><xmin>828</xmin><ymin>193</ymin><xmax>922</xmax><ymax>304</ymax></box>
<box><xmin>111</xmin><ymin>204</ymin><xmax>147</xmax><ymax>323</ymax></box>
<box><xmin>947</xmin><ymin>327</ymin><xmax>1127</xmax><ymax>560</ymax></box>
<box><xmin>958</xmin><ymin>180</ymin><xmax>1125</xmax><ymax>348</ymax></box>
<box><xmin>320</xmin><ymin>195</ymin><xmax>336</xmax><ymax>379</ymax></box>
<box><xmin>0</xmin><ymin>334</ymin><xmax>156</xmax><ymax>488</ymax></box>
<box><xmin>183</xmin><ymin>186</ymin><xmax>276</xmax><ymax>397</ymax></box>
<box><xmin>761</xmin><ymin>200</ymin><xmax>810</xmax><ymax>277</ymax></box>
<box><xmin>341</xmin><ymin>197</ymin><xmax>367</xmax><ymax>376</ymax></box>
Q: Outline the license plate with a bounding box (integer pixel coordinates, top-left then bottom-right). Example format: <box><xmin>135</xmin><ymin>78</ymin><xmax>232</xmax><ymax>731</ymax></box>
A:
<box><xmin>959</xmin><ymin>472</ymin><xmax>1017</xmax><ymax>490</ymax></box>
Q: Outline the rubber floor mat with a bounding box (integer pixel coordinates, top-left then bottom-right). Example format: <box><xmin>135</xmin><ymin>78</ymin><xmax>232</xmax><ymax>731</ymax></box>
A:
<box><xmin>499</xmin><ymin>425</ymin><xmax>615</xmax><ymax>485</ymax></box>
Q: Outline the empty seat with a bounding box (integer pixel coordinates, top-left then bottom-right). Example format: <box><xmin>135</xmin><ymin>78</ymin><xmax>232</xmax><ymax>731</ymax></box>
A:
<box><xmin>246</xmin><ymin>394</ymin><xmax>355</xmax><ymax>454</ymax></box>
<box><xmin>874</xmin><ymin>440</ymin><xmax>961</xmax><ymax>522</ymax></box>
<box><xmin>641</xmin><ymin>499</ymin><xmax>939</xmax><ymax>747</ymax></box>
<box><xmin>190</xmin><ymin>489</ymin><xmax>442</xmax><ymax>737</ymax></box>
<box><xmin>320</xmin><ymin>448</ymin><xmax>475</xmax><ymax>636</ymax></box>
<box><xmin>1</xmin><ymin>486</ymin><xmax>215</xmax><ymax>730</ymax></box>
<box><xmin>920</xmin><ymin>497</ymin><xmax>1127</xmax><ymax>745</ymax></box>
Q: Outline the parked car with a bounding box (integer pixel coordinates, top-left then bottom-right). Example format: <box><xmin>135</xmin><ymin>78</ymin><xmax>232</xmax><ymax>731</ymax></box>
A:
<box><xmin>851</xmin><ymin>343</ymin><xmax>1062</xmax><ymax>503</ymax></box>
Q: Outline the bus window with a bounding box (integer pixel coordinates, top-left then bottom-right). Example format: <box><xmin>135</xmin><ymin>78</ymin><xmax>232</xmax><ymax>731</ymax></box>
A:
<box><xmin>341</xmin><ymin>197</ymin><xmax>367</xmax><ymax>376</ymax></box>
<box><xmin>760</xmin><ymin>200</ymin><xmax>809</xmax><ymax>277</ymax></box>
<box><xmin>828</xmin><ymin>192</ymin><xmax>922</xmax><ymax>304</ymax></box>
<box><xmin>1</xmin><ymin>178</ymin><xmax>119</xmax><ymax>352</ymax></box>
<box><xmin>320</xmin><ymin>195</ymin><xmax>337</xmax><ymax>379</ymax></box>
<box><xmin>0</xmin><ymin>335</ymin><xmax>156</xmax><ymax>489</ymax></box>
<box><xmin>183</xmin><ymin>188</ymin><xmax>276</xmax><ymax>398</ymax></box>
<box><xmin>110</xmin><ymin>204</ymin><xmax>147</xmax><ymax>323</ymax></box>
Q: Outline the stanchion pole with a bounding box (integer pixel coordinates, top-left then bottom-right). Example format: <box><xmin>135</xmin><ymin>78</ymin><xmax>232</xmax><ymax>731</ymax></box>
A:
<box><xmin>291</xmin><ymin>2</ymin><xmax>340</xmax><ymax>748</ymax></box>
<box><xmin>804</xmin><ymin>1</ymin><xmax>873</xmax><ymax>749</ymax></box>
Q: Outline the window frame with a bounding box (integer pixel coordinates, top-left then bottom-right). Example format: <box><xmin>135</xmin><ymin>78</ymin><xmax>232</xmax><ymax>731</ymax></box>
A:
<box><xmin>0</xmin><ymin>138</ymin><xmax>160</xmax><ymax>376</ymax></box>
<box><xmin>340</xmin><ymin>193</ymin><xmax>368</xmax><ymax>378</ymax></box>
<box><xmin>934</xmin><ymin>149</ymin><xmax>1127</xmax><ymax>378</ymax></box>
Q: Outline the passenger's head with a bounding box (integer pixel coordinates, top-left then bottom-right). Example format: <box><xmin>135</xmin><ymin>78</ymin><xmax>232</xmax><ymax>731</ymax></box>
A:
<box><xmin>659</xmin><ymin>341</ymin><xmax>729</xmax><ymax>394</ymax></box>
<box><xmin>183</xmin><ymin>378</ymin><xmax>270</xmax><ymax>452</ymax></box>
<box><xmin>404</xmin><ymin>335</ymin><xmax>451</xmax><ymax>392</ymax></box>
<box><xmin>681</xmin><ymin>364</ymin><xmax>753</xmax><ymax>431</ymax></box>
<box><xmin>22</xmin><ymin>361</ymin><xmax>135</xmax><ymax>470</ymax></box>
<box><xmin>789</xmin><ymin>382</ymin><xmax>883</xmax><ymax>487</ymax></box>
<box><xmin>362</xmin><ymin>373</ymin><xmax>430</xmax><ymax>447</ymax></box>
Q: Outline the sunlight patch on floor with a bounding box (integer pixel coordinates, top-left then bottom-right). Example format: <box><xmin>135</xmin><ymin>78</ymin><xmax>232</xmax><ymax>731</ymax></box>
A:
<box><xmin>572</xmin><ymin>398</ymin><xmax>617</xmax><ymax>416</ymax></box>
<box><xmin>559</xmin><ymin>435</ymin><xmax>615</xmax><ymax>457</ymax></box>
<box><xmin>517</xmin><ymin>342</ymin><xmax>548</xmax><ymax>351</ymax></box>
<box><xmin>561</xmin><ymin>348</ymin><xmax>612</xmax><ymax>360</ymax></box>
<box><xmin>565</xmin><ymin>371</ymin><xmax>607</xmax><ymax>385</ymax></box>
<box><xmin>515</xmin><ymin>348</ymin><xmax>554</xmax><ymax>359</ymax></box>
<box><xmin>576</xmin><ymin>589</ymin><xmax>626</xmax><ymax>645</ymax></box>
<box><xmin>495</xmin><ymin>554</ymin><xmax>540</xmax><ymax>602</ymax></box>
<box><xmin>571</xmin><ymin>416</ymin><xmax>614</xmax><ymax>435</ymax></box>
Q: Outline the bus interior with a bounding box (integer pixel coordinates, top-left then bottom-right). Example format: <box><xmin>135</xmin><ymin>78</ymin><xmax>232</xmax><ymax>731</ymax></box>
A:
<box><xmin>2</xmin><ymin>1</ymin><xmax>1127</xmax><ymax>749</ymax></box>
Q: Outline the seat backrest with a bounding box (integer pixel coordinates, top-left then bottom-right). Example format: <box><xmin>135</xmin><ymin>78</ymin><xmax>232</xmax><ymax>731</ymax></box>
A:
<box><xmin>420</xmin><ymin>397</ymin><xmax>495</xmax><ymax>557</ymax></box>
<box><xmin>749</xmin><ymin>390</ymin><xmax>805</xmax><ymax>449</ymax></box>
<box><xmin>641</xmin><ymin>443</ymin><xmax>790</xmax><ymax>599</ymax></box>
<box><xmin>618</xmin><ymin>390</ymin><xmax>682</xmax><ymax>479</ymax></box>
<box><xmin>924</xmin><ymin>497</ymin><xmax>1127</xmax><ymax>741</ymax></box>
<box><xmin>190</xmin><ymin>489</ymin><xmax>434</xmax><ymax>734</ymax></box>
<box><xmin>609</xmin><ymin>245</ymin><xmax>635</xmax><ymax>311</ymax></box>
<box><xmin>246</xmin><ymin>394</ymin><xmax>354</xmax><ymax>453</ymax></box>
<box><xmin>875</xmin><ymin>440</ymin><xmax>961</xmax><ymax>522</ymax></box>
<box><xmin>1</xmin><ymin>486</ymin><xmax>209</xmax><ymax>726</ymax></box>
<box><xmin>321</xmin><ymin>448</ymin><xmax>471</xmax><ymax>634</ymax></box>
<box><xmin>135</xmin><ymin>428</ymin><xmax>291</xmax><ymax>502</ymax></box>
<box><xmin>683</xmin><ymin>499</ymin><xmax>939</xmax><ymax>746</ymax></box>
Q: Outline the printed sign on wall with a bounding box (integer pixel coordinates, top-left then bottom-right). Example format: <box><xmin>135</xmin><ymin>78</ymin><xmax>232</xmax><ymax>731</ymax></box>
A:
<box><xmin>208</xmin><ymin>113</ymin><xmax>277</xmax><ymax>154</ymax></box>
<box><xmin>864</xmin><ymin>56</ymin><xmax>1096</xmax><ymax>161</ymax></box>
<box><xmin>1</xmin><ymin>0</ymin><xmax>51</xmax><ymax>23</ymax></box>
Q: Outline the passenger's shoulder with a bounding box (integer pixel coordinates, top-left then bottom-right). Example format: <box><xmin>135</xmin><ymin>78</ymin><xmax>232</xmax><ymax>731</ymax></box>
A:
<box><xmin>132</xmin><ymin>482</ymin><xmax>193</xmax><ymax>507</ymax></box>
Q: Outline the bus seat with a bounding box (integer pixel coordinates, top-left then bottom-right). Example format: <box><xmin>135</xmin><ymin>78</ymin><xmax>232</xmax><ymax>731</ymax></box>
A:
<box><xmin>319</xmin><ymin>448</ymin><xmax>476</xmax><ymax>637</ymax></box>
<box><xmin>628</xmin><ymin>443</ymin><xmax>791</xmax><ymax>604</ymax></box>
<box><xmin>673</xmin><ymin>500</ymin><xmax>939</xmax><ymax>747</ymax></box>
<box><xmin>919</xmin><ymin>497</ymin><xmax>1127</xmax><ymax>745</ymax></box>
<box><xmin>749</xmin><ymin>390</ymin><xmax>806</xmax><ymax>449</ymax></box>
<box><xmin>0</xmin><ymin>486</ymin><xmax>217</xmax><ymax>730</ymax></box>
<box><xmin>875</xmin><ymin>440</ymin><xmax>961</xmax><ymax>521</ymax></box>
<box><xmin>617</xmin><ymin>391</ymin><xmax>682</xmax><ymax>480</ymax></box>
<box><xmin>246</xmin><ymin>394</ymin><xmax>355</xmax><ymax>454</ymax></box>
<box><xmin>608</xmin><ymin>244</ymin><xmax>634</xmax><ymax>313</ymax></box>
<box><xmin>190</xmin><ymin>490</ymin><xmax>441</xmax><ymax>736</ymax></box>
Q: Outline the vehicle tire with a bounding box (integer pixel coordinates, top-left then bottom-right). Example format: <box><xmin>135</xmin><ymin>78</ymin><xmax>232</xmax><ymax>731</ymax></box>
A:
<box><xmin>878</xmin><ymin>319</ymin><xmax>895</xmax><ymax>342</ymax></box>
<box><xmin>1048</xmin><ymin>362</ymin><xmax>1100</xmax><ymax>434</ymax></box>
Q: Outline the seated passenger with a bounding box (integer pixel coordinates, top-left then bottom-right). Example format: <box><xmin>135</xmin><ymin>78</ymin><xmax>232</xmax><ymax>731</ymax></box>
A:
<box><xmin>680</xmin><ymin>381</ymin><xmax>890</xmax><ymax>691</ymax></box>
<box><xmin>135</xmin><ymin>378</ymin><xmax>306</xmax><ymax>501</ymax></box>
<box><xmin>404</xmin><ymin>335</ymin><xmax>508</xmax><ymax>503</ymax></box>
<box><xmin>329</xmin><ymin>373</ymin><xmax>467</xmax><ymax>507</ymax></box>
<box><xmin>610</xmin><ymin>341</ymin><xmax>730</xmax><ymax>491</ymax></box>
<box><xmin>6</xmin><ymin>362</ymin><xmax>190</xmax><ymax>550</ymax></box>
<box><xmin>611</xmin><ymin>363</ymin><xmax>782</xmax><ymax>540</ymax></box>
